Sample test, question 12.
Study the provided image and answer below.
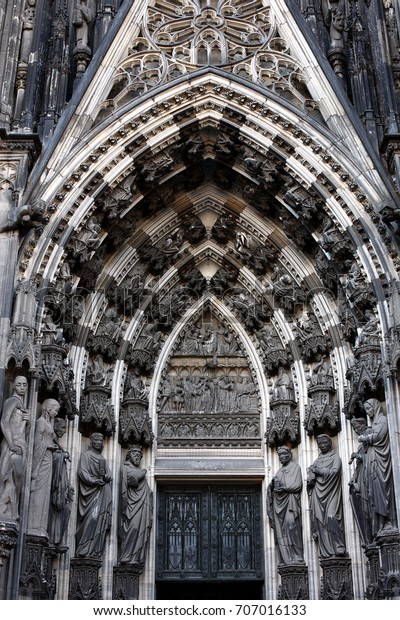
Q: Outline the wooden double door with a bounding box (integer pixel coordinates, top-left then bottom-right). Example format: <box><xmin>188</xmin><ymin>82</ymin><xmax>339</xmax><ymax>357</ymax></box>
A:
<box><xmin>156</xmin><ymin>484</ymin><xmax>264</xmax><ymax>599</ymax></box>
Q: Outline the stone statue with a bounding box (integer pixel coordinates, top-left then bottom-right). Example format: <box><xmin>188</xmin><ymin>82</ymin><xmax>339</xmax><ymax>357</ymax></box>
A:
<box><xmin>321</xmin><ymin>0</ymin><xmax>346</xmax><ymax>52</ymax></box>
<box><xmin>28</xmin><ymin>399</ymin><xmax>60</xmax><ymax>537</ymax></box>
<box><xmin>267</xmin><ymin>447</ymin><xmax>304</xmax><ymax>565</ymax></box>
<box><xmin>119</xmin><ymin>447</ymin><xmax>153</xmax><ymax>565</ymax></box>
<box><xmin>0</xmin><ymin>376</ymin><xmax>29</xmax><ymax>520</ymax></box>
<box><xmin>49</xmin><ymin>418</ymin><xmax>74</xmax><ymax>552</ymax></box>
<box><xmin>273</xmin><ymin>367</ymin><xmax>294</xmax><ymax>400</ymax></box>
<box><xmin>357</xmin><ymin>399</ymin><xmax>396</xmax><ymax>536</ymax></box>
<box><xmin>309</xmin><ymin>354</ymin><xmax>333</xmax><ymax>387</ymax></box>
<box><xmin>307</xmin><ymin>434</ymin><xmax>347</xmax><ymax>558</ymax></box>
<box><xmin>73</xmin><ymin>0</ymin><xmax>94</xmax><ymax>51</ymax></box>
<box><xmin>349</xmin><ymin>417</ymin><xmax>373</xmax><ymax>546</ymax></box>
<box><xmin>125</xmin><ymin>369</ymin><xmax>148</xmax><ymax>400</ymax></box>
<box><xmin>75</xmin><ymin>433</ymin><xmax>112</xmax><ymax>558</ymax></box>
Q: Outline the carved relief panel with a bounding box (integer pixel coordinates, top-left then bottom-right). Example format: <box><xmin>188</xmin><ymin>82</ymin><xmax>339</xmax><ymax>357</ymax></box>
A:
<box><xmin>157</xmin><ymin>311</ymin><xmax>261</xmax><ymax>447</ymax></box>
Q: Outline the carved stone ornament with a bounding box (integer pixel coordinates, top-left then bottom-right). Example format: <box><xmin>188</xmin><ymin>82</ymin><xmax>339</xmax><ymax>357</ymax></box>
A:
<box><xmin>119</xmin><ymin>399</ymin><xmax>153</xmax><ymax>448</ymax></box>
<box><xmin>278</xmin><ymin>565</ymin><xmax>309</xmax><ymax>600</ymax></box>
<box><xmin>229</xmin><ymin>288</ymin><xmax>269</xmax><ymax>332</ymax></box>
<box><xmin>256</xmin><ymin>325</ymin><xmax>291</xmax><ymax>374</ymax></box>
<box><xmin>158</xmin><ymin>313</ymin><xmax>260</xmax><ymax>447</ymax></box>
<box><xmin>295</xmin><ymin>310</ymin><xmax>330</xmax><ymax>363</ymax></box>
<box><xmin>80</xmin><ymin>385</ymin><xmax>115</xmax><ymax>437</ymax></box>
<box><xmin>266</xmin><ymin>368</ymin><xmax>300</xmax><ymax>448</ymax></box>
<box><xmin>87</xmin><ymin>308</ymin><xmax>123</xmax><ymax>363</ymax></box>
<box><xmin>19</xmin><ymin>537</ymin><xmax>56</xmax><ymax>600</ymax></box>
<box><xmin>100</xmin><ymin>0</ymin><xmax>316</xmax><ymax>117</ymax></box>
<box><xmin>211</xmin><ymin>214</ymin><xmax>236</xmax><ymax>244</ymax></box>
<box><xmin>271</xmin><ymin>267</ymin><xmax>306</xmax><ymax>314</ymax></box>
<box><xmin>40</xmin><ymin>315</ymin><xmax>77</xmax><ymax>419</ymax></box>
<box><xmin>0</xmin><ymin>521</ymin><xmax>18</xmax><ymax>567</ymax></box>
<box><xmin>319</xmin><ymin>557</ymin><xmax>354</xmax><ymax>600</ymax></box>
<box><xmin>344</xmin><ymin>309</ymin><xmax>383</xmax><ymax>418</ymax></box>
<box><xmin>126</xmin><ymin>323</ymin><xmax>163</xmax><ymax>375</ymax></box>
<box><xmin>375</xmin><ymin>529</ymin><xmax>400</xmax><ymax>599</ymax></box>
<box><xmin>68</xmin><ymin>558</ymin><xmax>101</xmax><ymax>600</ymax></box>
<box><xmin>113</xmin><ymin>564</ymin><xmax>143</xmax><ymax>600</ymax></box>
<box><xmin>234</xmin><ymin>231</ymin><xmax>277</xmax><ymax>275</ymax></box>
<box><xmin>67</xmin><ymin>215</ymin><xmax>102</xmax><ymax>267</ymax></box>
<box><xmin>304</xmin><ymin>356</ymin><xmax>340</xmax><ymax>436</ymax></box>
<box><xmin>177</xmin><ymin>213</ymin><xmax>204</xmax><ymax>245</ymax></box>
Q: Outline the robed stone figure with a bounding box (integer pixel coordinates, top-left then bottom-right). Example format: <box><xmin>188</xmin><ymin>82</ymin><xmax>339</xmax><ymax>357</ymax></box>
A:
<box><xmin>349</xmin><ymin>417</ymin><xmax>373</xmax><ymax>546</ymax></box>
<box><xmin>75</xmin><ymin>433</ymin><xmax>112</xmax><ymax>558</ymax></box>
<box><xmin>357</xmin><ymin>399</ymin><xmax>396</xmax><ymax>536</ymax></box>
<box><xmin>119</xmin><ymin>447</ymin><xmax>153</xmax><ymax>565</ymax></box>
<box><xmin>307</xmin><ymin>434</ymin><xmax>347</xmax><ymax>558</ymax></box>
<box><xmin>28</xmin><ymin>399</ymin><xmax>60</xmax><ymax>537</ymax></box>
<box><xmin>49</xmin><ymin>418</ymin><xmax>74</xmax><ymax>551</ymax></box>
<box><xmin>267</xmin><ymin>446</ymin><xmax>304</xmax><ymax>564</ymax></box>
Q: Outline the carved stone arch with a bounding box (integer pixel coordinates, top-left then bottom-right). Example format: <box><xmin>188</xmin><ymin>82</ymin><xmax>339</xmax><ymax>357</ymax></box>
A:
<box><xmin>148</xmin><ymin>293</ymin><xmax>270</xmax><ymax>438</ymax></box>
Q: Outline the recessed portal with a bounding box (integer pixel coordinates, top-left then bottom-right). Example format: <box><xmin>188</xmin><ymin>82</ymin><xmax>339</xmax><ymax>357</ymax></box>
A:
<box><xmin>156</xmin><ymin>484</ymin><xmax>264</xmax><ymax>599</ymax></box>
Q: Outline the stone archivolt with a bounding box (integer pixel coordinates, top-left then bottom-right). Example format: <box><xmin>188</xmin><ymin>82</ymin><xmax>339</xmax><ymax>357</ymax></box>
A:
<box><xmin>1</xmin><ymin>0</ymin><xmax>400</xmax><ymax>603</ymax></box>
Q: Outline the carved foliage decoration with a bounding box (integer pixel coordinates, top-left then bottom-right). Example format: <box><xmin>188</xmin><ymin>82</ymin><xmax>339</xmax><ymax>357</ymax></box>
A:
<box><xmin>319</xmin><ymin>558</ymin><xmax>354</xmax><ymax>600</ymax></box>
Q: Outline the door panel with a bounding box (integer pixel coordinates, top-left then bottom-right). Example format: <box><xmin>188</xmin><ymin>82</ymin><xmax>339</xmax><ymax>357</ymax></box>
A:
<box><xmin>156</xmin><ymin>484</ymin><xmax>263</xmax><ymax>583</ymax></box>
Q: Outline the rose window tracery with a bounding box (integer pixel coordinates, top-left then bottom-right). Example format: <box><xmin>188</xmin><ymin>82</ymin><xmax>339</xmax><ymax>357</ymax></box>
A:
<box><xmin>145</xmin><ymin>0</ymin><xmax>272</xmax><ymax>66</ymax></box>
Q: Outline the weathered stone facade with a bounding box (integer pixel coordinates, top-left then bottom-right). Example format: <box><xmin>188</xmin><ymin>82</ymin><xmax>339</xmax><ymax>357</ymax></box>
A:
<box><xmin>0</xmin><ymin>0</ymin><xmax>400</xmax><ymax>600</ymax></box>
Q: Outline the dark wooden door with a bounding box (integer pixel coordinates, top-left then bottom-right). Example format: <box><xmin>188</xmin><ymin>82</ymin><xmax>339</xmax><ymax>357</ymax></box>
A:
<box><xmin>156</xmin><ymin>484</ymin><xmax>264</xmax><ymax>585</ymax></box>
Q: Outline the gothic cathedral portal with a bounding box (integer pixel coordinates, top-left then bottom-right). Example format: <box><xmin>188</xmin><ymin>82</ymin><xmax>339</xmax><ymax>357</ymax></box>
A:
<box><xmin>1</xmin><ymin>0</ymin><xmax>400</xmax><ymax>601</ymax></box>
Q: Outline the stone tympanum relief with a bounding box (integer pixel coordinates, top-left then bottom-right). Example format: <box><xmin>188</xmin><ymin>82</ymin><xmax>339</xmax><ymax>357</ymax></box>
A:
<box><xmin>157</xmin><ymin>311</ymin><xmax>260</xmax><ymax>447</ymax></box>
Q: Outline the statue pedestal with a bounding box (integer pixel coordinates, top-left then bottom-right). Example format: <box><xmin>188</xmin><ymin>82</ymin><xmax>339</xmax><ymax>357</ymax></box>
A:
<box><xmin>365</xmin><ymin>544</ymin><xmax>381</xmax><ymax>599</ymax></box>
<box><xmin>376</xmin><ymin>528</ymin><xmax>400</xmax><ymax>599</ymax></box>
<box><xmin>113</xmin><ymin>563</ymin><xmax>144</xmax><ymax>599</ymax></box>
<box><xmin>68</xmin><ymin>558</ymin><xmax>102</xmax><ymax>600</ymax></box>
<box><xmin>0</xmin><ymin>520</ymin><xmax>18</xmax><ymax>598</ymax></box>
<box><xmin>277</xmin><ymin>564</ymin><xmax>309</xmax><ymax>600</ymax></box>
<box><xmin>320</xmin><ymin>556</ymin><xmax>353</xmax><ymax>599</ymax></box>
<box><xmin>0</xmin><ymin>520</ymin><xmax>18</xmax><ymax>567</ymax></box>
<box><xmin>20</xmin><ymin>535</ymin><xmax>56</xmax><ymax>600</ymax></box>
